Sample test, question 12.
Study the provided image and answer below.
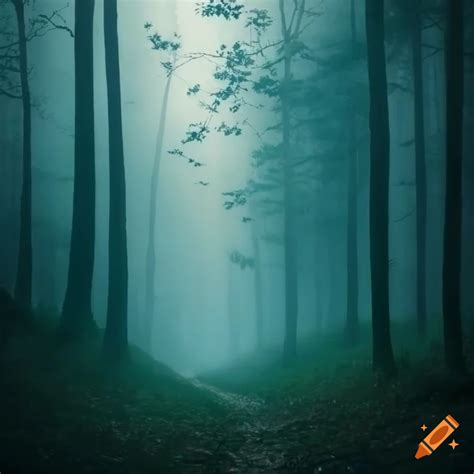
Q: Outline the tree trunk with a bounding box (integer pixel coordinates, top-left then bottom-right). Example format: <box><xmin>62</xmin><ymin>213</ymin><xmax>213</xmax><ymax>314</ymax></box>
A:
<box><xmin>345</xmin><ymin>0</ymin><xmax>359</xmax><ymax>345</ymax></box>
<box><xmin>314</xmin><ymin>227</ymin><xmax>323</xmax><ymax>333</ymax></box>
<box><xmin>365</xmin><ymin>0</ymin><xmax>396</xmax><ymax>377</ymax></box>
<box><xmin>252</xmin><ymin>222</ymin><xmax>263</xmax><ymax>350</ymax></box>
<box><xmin>442</xmin><ymin>0</ymin><xmax>465</xmax><ymax>372</ymax></box>
<box><xmin>12</xmin><ymin>0</ymin><xmax>32</xmax><ymax>310</ymax></box>
<box><xmin>280</xmin><ymin>0</ymin><xmax>298</xmax><ymax>362</ymax></box>
<box><xmin>345</xmin><ymin>118</ymin><xmax>359</xmax><ymax>344</ymax></box>
<box><xmin>60</xmin><ymin>0</ymin><xmax>96</xmax><ymax>339</ymax></box>
<box><xmin>103</xmin><ymin>0</ymin><xmax>128</xmax><ymax>363</ymax></box>
<box><xmin>412</xmin><ymin>0</ymin><xmax>427</xmax><ymax>337</ymax></box>
<box><xmin>227</xmin><ymin>263</ymin><xmax>240</xmax><ymax>358</ymax></box>
<box><xmin>143</xmin><ymin>69</ymin><xmax>173</xmax><ymax>353</ymax></box>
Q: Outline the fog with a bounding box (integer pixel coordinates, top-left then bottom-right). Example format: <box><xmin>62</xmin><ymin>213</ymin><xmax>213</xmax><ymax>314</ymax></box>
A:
<box><xmin>1</xmin><ymin>0</ymin><xmax>473</xmax><ymax>376</ymax></box>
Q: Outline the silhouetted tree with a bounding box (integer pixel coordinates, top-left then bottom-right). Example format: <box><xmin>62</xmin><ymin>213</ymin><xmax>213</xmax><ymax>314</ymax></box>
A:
<box><xmin>365</xmin><ymin>0</ymin><xmax>396</xmax><ymax>377</ymax></box>
<box><xmin>161</xmin><ymin>1</ymin><xmax>311</xmax><ymax>361</ymax></box>
<box><xmin>60</xmin><ymin>0</ymin><xmax>96</xmax><ymax>339</ymax></box>
<box><xmin>251</xmin><ymin>220</ymin><xmax>264</xmax><ymax>350</ymax></box>
<box><xmin>11</xmin><ymin>0</ymin><xmax>32</xmax><ymax>310</ymax></box>
<box><xmin>345</xmin><ymin>0</ymin><xmax>359</xmax><ymax>345</ymax></box>
<box><xmin>143</xmin><ymin>17</ymin><xmax>180</xmax><ymax>353</ymax></box>
<box><xmin>103</xmin><ymin>0</ymin><xmax>128</xmax><ymax>363</ymax></box>
<box><xmin>442</xmin><ymin>0</ymin><xmax>465</xmax><ymax>372</ymax></box>
<box><xmin>228</xmin><ymin>250</ymin><xmax>254</xmax><ymax>357</ymax></box>
<box><xmin>411</xmin><ymin>0</ymin><xmax>427</xmax><ymax>337</ymax></box>
<box><xmin>1</xmin><ymin>2</ymin><xmax>73</xmax><ymax>308</ymax></box>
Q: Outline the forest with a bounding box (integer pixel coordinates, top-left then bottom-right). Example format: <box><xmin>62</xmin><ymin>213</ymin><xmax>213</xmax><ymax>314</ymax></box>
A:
<box><xmin>0</xmin><ymin>0</ymin><xmax>473</xmax><ymax>472</ymax></box>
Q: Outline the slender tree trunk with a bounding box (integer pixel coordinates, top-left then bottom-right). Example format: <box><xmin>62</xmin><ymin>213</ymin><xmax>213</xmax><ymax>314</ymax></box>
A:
<box><xmin>345</xmin><ymin>0</ymin><xmax>359</xmax><ymax>345</ymax></box>
<box><xmin>314</xmin><ymin>226</ymin><xmax>323</xmax><ymax>333</ymax></box>
<box><xmin>143</xmin><ymin>70</ymin><xmax>173</xmax><ymax>353</ymax></box>
<box><xmin>227</xmin><ymin>263</ymin><xmax>240</xmax><ymax>358</ymax></box>
<box><xmin>365</xmin><ymin>0</ymin><xmax>396</xmax><ymax>377</ymax></box>
<box><xmin>280</xmin><ymin>0</ymin><xmax>298</xmax><ymax>361</ymax></box>
<box><xmin>252</xmin><ymin>222</ymin><xmax>263</xmax><ymax>350</ymax></box>
<box><xmin>103</xmin><ymin>0</ymin><xmax>128</xmax><ymax>363</ymax></box>
<box><xmin>345</xmin><ymin>119</ymin><xmax>359</xmax><ymax>344</ymax></box>
<box><xmin>432</xmin><ymin>54</ymin><xmax>442</xmax><ymax>137</ymax></box>
<box><xmin>12</xmin><ymin>0</ymin><xmax>32</xmax><ymax>310</ymax></box>
<box><xmin>443</xmin><ymin>0</ymin><xmax>465</xmax><ymax>372</ymax></box>
<box><xmin>412</xmin><ymin>0</ymin><xmax>427</xmax><ymax>337</ymax></box>
<box><xmin>60</xmin><ymin>0</ymin><xmax>96</xmax><ymax>339</ymax></box>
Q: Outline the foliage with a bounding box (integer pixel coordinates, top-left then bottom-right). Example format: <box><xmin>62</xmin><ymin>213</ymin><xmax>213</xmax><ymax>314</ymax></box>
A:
<box><xmin>222</xmin><ymin>189</ymin><xmax>247</xmax><ymax>210</ymax></box>
<box><xmin>216</xmin><ymin>121</ymin><xmax>242</xmax><ymax>137</ymax></box>
<box><xmin>168</xmin><ymin>148</ymin><xmax>204</xmax><ymax>167</ymax></box>
<box><xmin>229</xmin><ymin>249</ymin><xmax>255</xmax><ymax>269</ymax></box>
<box><xmin>0</xmin><ymin>2</ymin><xmax>72</xmax><ymax>100</ymax></box>
<box><xmin>181</xmin><ymin>122</ymin><xmax>210</xmax><ymax>144</ymax></box>
<box><xmin>196</xmin><ymin>0</ymin><xmax>244</xmax><ymax>21</ymax></box>
<box><xmin>187</xmin><ymin>84</ymin><xmax>201</xmax><ymax>96</ymax></box>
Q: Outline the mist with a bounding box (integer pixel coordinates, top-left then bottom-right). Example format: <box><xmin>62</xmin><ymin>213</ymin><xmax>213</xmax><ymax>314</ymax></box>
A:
<box><xmin>1</xmin><ymin>0</ymin><xmax>473</xmax><ymax>472</ymax></box>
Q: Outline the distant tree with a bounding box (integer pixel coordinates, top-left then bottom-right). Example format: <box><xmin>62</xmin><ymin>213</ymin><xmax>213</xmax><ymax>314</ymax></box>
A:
<box><xmin>278</xmin><ymin>0</ymin><xmax>301</xmax><ymax>362</ymax></box>
<box><xmin>442</xmin><ymin>0</ymin><xmax>465</xmax><ymax>372</ymax></box>
<box><xmin>148</xmin><ymin>1</ymin><xmax>318</xmax><ymax>360</ymax></box>
<box><xmin>228</xmin><ymin>249</ymin><xmax>254</xmax><ymax>356</ymax></box>
<box><xmin>60</xmin><ymin>0</ymin><xmax>96</xmax><ymax>339</ymax></box>
<box><xmin>365</xmin><ymin>0</ymin><xmax>396</xmax><ymax>377</ymax></box>
<box><xmin>250</xmin><ymin>219</ymin><xmax>264</xmax><ymax>350</ymax></box>
<box><xmin>386</xmin><ymin>0</ymin><xmax>458</xmax><ymax>337</ymax></box>
<box><xmin>195</xmin><ymin>0</ymin><xmax>315</xmax><ymax>361</ymax></box>
<box><xmin>344</xmin><ymin>0</ymin><xmax>359</xmax><ymax>346</ymax></box>
<box><xmin>103</xmin><ymin>0</ymin><xmax>128</xmax><ymax>363</ymax></box>
<box><xmin>387</xmin><ymin>0</ymin><xmax>429</xmax><ymax>337</ymax></box>
<box><xmin>0</xmin><ymin>1</ymin><xmax>72</xmax><ymax>310</ymax></box>
<box><xmin>411</xmin><ymin>0</ymin><xmax>428</xmax><ymax>337</ymax></box>
<box><xmin>143</xmin><ymin>22</ymin><xmax>180</xmax><ymax>354</ymax></box>
<box><xmin>10</xmin><ymin>0</ymin><xmax>32</xmax><ymax>310</ymax></box>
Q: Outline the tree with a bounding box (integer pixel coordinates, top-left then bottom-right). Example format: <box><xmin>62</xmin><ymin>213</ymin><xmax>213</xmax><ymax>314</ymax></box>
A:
<box><xmin>365</xmin><ymin>0</ymin><xmax>396</xmax><ymax>377</ymax></box>
<box><xmin>152</xmin><ymin>1</ymin><xmax>317</xmax><ymax>360</ymax></box>
<box><xmin>442</xmin><ymin>0</ymin><xmax>465</xmax><ymax>372</ymax></box>
<box><xmin>344</xmin><ymin>0</ymin><xmax>359</xmax><ymax>345</ymax></box>
<box><xmin>11</xmin><ymin>0</ymin><xmax>32</xmax><ymax>310</ymax></box>
<box><xmin>228</xmin><ymin>250</ymin><xmax>254</xmax><ymax>357</ymax></box>
<box><xmin>143</xmin><ymin>22</ymin><xmax>180</xmax><ymax>353</ymax></box>
<box><xmin>251</xmin><ymin>220</ymin><xmax>264</xmax><ymax>350</ymax></box>
<box><xmin>60</xmin><ymin>0</ymin><xmax>96</xmax><ymax>339</ymax></box>
<box><xmin>102</xmin><ymin>0</ymin><xmax>128</xmax><ymax>363</ymax></box>
<box><xmin>411</xmin><ymin>0</ymin><xmax>427</xmax><ymax>337</ymax></box>
<box><xmin>279</xmin><ymin>0</ymin><xmax>302</xmax><ymax>361</ymax></box>
<box><xmin>0</xmin><ymin>2</ymin><xmax>73</xmax><ymax>309</ymax></box>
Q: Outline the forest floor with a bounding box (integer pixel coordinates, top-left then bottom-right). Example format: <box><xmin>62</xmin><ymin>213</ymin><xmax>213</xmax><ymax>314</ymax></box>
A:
<box><xmin>1</xmin><ymin>315</ymin><xmax>473</xmax><ymax>474</ymax></box>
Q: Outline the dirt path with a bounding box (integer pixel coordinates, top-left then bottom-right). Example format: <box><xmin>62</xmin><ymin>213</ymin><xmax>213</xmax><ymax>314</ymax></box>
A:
<box><xmin>185</xmin><ymin>376</ymin><xmax>474</xmax><ymax>473</ymax></box>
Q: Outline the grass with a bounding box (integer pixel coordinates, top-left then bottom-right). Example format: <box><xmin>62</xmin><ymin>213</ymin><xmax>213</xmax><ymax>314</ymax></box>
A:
<box><xmin>1</xmin><ymin>314</ymin><xmax>229</xmax><ymax>474</ymax></box>
<box><xmin>1</xmin><ymin>312</ymin><xmax>473</xmax><ymax>473</ymax></box>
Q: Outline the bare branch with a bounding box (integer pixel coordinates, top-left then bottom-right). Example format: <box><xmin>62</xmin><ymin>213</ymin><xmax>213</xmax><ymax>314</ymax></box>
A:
<box><xmin>0</xmin><ymin>85</ymin><xmax>21</xmax><ymax>99</ymax></box>
<box><xmin>36</xmin><ymin>13</ymin><xmax>74</xmax><ymax>38</ymax></box>
<box><xmin>393</xmin><ymin>208</ymin><xmax>415</xmax><ymax>223</ymax></box>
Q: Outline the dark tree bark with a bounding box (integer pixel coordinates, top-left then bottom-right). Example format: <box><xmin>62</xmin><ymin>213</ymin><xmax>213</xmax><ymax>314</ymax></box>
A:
<box><xmin>103</xmin><ymin>0</ymin><xmax>128</xmax><ymax>363</ymax></box>
<box><xmin>442</xmin><ymin>0</ymin><xmax>465</xmax><ymax>372</ymax></box>
<box><xmin>365</xmin><ymin>0</ymin><xmax>396</xmax><ymax>377</ymax></box>
<box><xmin>412</xmin><ymin>0</ymin><xmax>427</xmax><ymax>337</ymax></box>
<box><xmin>12</xmin><ymin>0</ymin><xmax>32</xmax><ymax>310</ymax></box>
<box><xmin>143</xmin><ymin>69</ymin><xmax>173</xmax><ymax>353</ymax></box>
<box><xmin>60</xmin><ymin>0</ymin><xmax>96</xmax><ymax>339</ymax></box>
<box><xmin>280</xmin><ymin>0</ymin><xmax>301</xmax><ymax>362</ymax></box>
<box><xmin>345</xmin><ymin>0</ymin><xmax>359</xmax><ymax>345</ymax></box>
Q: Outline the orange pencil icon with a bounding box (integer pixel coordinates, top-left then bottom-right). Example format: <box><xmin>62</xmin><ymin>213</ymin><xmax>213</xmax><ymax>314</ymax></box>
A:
<box><xmin>415</xmin><ymin>414</ymin><xmax>460</xmax><ymax>459</ymax></box>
